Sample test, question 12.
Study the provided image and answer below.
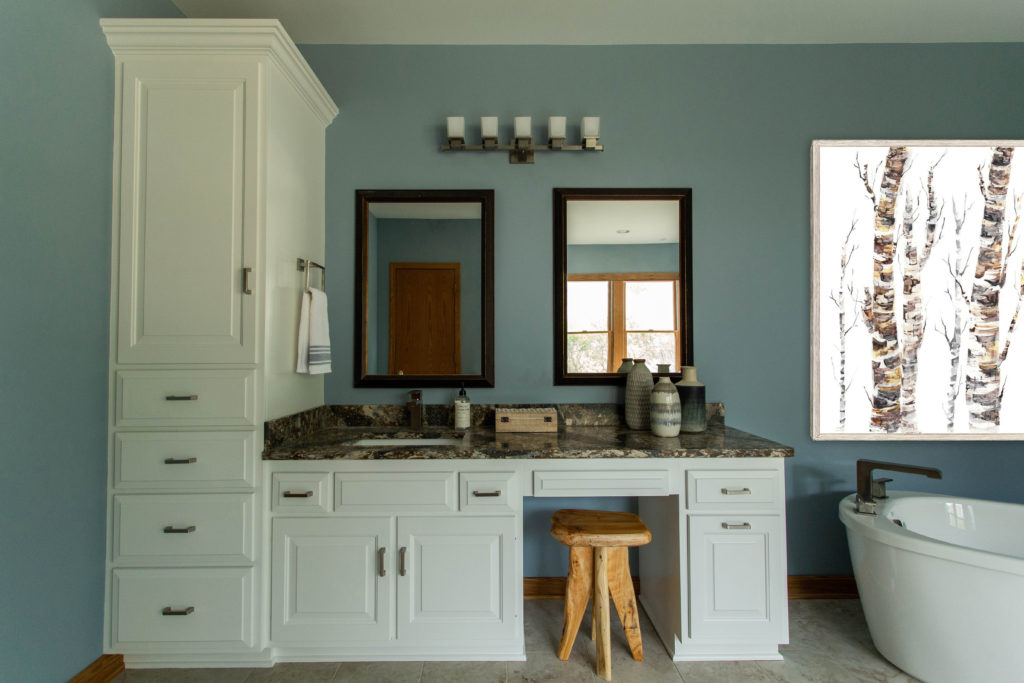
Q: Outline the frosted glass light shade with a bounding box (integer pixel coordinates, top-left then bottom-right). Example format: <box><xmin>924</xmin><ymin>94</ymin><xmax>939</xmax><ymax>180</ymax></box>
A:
<box><xmin>548</xmin><ymin>116</ymin><xmax>567</xmax><ymax>140</ymax></box>
<box><xmin>582</xmin><ymin>116</ymin><xmax>600</xmax><ymax>138</ymax></box>
<box><xmin>514</xmin><ymin>116</ymin><xmax>532</xmax><ymax>139</ymax></box>
<box><xmin>446</xmin><ymin>116</ymin><xmax>465</xmax><ymax>139</ymax></box>
<box><xmin>481</xmin><ymin>116</ymin><xmax>499</xmax><ymax>139</ymax></box>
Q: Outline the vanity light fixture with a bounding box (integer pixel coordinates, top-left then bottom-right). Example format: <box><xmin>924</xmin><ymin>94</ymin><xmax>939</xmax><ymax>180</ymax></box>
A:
<box><xmin>443</xmin><ymin>115</ymin><xmax>603</xmax><ymax>164</ymax></box>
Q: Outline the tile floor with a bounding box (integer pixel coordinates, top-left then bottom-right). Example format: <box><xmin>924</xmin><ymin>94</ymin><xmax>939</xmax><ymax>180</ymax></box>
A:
<box><xmin>113</xmin><ymin>599</ymin><xmax>917</xmax><ymax>682</ymax></box>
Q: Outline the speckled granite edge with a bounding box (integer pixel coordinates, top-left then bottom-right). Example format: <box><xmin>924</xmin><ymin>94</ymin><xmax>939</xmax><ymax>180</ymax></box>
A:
<box><xmin>264</xmin><ymin>402</ymin><xmax>726</xmax><ymax>452</ymax></box>
<box><xmin>263</xmin><ymin>419</ymin><xmax>793</xmax><ymax>461</ymax></box>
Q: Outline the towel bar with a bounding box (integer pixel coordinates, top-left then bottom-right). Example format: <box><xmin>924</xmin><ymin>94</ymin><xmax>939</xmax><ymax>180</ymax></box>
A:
<box><xmin>297</xmin><ymin>258</ymin><xmax>326</xmax><ymax>290</ymax></box>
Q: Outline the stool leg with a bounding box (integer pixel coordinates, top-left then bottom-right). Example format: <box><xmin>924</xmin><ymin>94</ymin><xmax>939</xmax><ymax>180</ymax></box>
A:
<box><xmin>593</xmin><ymin>547</ymin><xmax>611</xmax><ymax>681</ymax></box>
<box><xmin>557</xmin><ymin>546</ymin><xmax>592</xmax><ymax>660</ymax></box>
<box><xmin>608</xmin><ymin>547</ymin><xmax>643</xmax><ymax>661</ymax></box>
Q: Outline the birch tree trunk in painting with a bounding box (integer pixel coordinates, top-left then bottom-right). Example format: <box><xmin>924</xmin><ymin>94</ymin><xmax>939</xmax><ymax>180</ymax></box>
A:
<box><xmin>900</xmin><ymin>167</ymin><xmax>941</xmax><ymax>432</ymax></box>
<box><xmin>943</xmin><ymin>200</ymin><xmax>971</xmax><ymax>431</ymax></box>
<box><xmin>834</xmin><ymin>222</ymin><xmax>859</xmax><ymax>430</ymax></box>
<box><xmin>967</xmin><ymin>147</ymin><xmax>1014</xmax><ymax>430</ymax></box>
<box><xmin>864</xmin><ymin>146</ymin><xmax>909</xmax><ymax>432</ymax></box>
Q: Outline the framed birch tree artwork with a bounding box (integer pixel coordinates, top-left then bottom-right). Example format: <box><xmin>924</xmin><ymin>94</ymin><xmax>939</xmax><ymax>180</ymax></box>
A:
<box><xmin>812</xmin><ymin>140</ymin><xmax>1024</xmax><ymax>440</ymax></box>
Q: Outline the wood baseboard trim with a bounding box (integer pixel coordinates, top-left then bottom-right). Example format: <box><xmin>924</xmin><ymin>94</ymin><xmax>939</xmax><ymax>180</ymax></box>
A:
<box><xmin>525</xmin><ymin>576</ymin><xmax>640</xmax><ymax>600</ymax></box>
<box><xmin>526</xmin><ymin>575</ymin><xmax>858</xmax><ymax>601</ymax></box>
<box><xmin>787</xmin><ymin>575</ymin><xmax>858</xmax><ymax>599</ymax></box>
<box><xmin>68</xmin><ymin>654</ymin><xmax>124</xmax><ymax>683</ymax></box>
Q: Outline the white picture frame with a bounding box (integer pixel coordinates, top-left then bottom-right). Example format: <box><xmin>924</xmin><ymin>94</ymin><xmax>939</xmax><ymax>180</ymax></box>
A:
<box><xmin>812</xmin><ymin>140</ymin><xmax>1024</xmax><ymax>440</ymax></box>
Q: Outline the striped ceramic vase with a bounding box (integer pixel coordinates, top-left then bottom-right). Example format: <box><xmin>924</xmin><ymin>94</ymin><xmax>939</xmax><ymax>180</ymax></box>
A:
<box><xmin>650</xmin><ymin>375</ymin><xmax>681</xmax><ymax>437</ymax></box>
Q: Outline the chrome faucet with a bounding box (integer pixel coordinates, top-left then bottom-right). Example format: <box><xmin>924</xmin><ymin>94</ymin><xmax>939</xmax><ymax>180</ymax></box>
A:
<box><xmin>406</xmin><ymin>390</ymin><xmax>423</xmax><ymax>429</ymax></box>
<box><xmin>855</xmin><ymin>459</ymin><xmax>942</xmax><ymax>515</ymax></box>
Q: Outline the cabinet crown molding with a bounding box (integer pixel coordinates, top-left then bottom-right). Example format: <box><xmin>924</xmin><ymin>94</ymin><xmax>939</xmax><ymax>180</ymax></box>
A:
<box><xmin>100</xmin><ymin>18</ymin><xmax>338</xmax><ymax>125</ymax></box>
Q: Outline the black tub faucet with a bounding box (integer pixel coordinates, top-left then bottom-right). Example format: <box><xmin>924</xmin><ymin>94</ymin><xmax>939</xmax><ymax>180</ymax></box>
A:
<box><xmin>855</xmin><ymin>459</ymin><xmax>942</xmax><ymax>515</ymax></box>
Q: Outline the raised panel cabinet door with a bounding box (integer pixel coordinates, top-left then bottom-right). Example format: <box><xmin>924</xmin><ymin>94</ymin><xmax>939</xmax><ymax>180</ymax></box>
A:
<box><xmin>115</xmin><ymin>58</ymin><xmax>259</xmax><ymax>364</ymax></box>
<box><xmin>271</xmin><ymin>517</ymin><xmax>393</xmax><ymax>644</ymax></box>
<box><xmin>396</xmin><ymin>516</ymin><xmax>517</xmax><ymax>643</ymax></box>
<box><xmin>687</xmin><ymin>515</ymin><xmax>787</xmax><ymax>642</ymax></box>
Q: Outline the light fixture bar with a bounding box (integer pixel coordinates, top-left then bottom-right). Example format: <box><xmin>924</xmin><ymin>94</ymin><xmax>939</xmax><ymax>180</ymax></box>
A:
<box><xmin>441</xmin><ymin>115</ymin><xmax>603</xmax><ymax>164</ymax></box>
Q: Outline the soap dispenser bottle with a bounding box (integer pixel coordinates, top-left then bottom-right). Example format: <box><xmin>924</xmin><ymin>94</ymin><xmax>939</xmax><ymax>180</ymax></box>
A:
<box><xmin>454</xmin><ymin>385</ymin><xmax>471</xmax><ymax>429</ymax></box>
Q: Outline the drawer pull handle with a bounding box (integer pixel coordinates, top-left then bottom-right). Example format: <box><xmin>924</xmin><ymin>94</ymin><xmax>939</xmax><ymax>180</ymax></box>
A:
<box><xmin>163</xmin><ymin>525</ymin><xmax>197</xmax><ymax>534</ymax></box>
<box><xmin>721</xmin><ymin>487</ymin><xmax>752</xmax><ymax>495</ymax></box>
<box><xmin>378</xmin><ymin>547</ymin><xmax>387</xmax><ymax>577</ymax></box>
<box><xmin>164</xmin><ymin>457</ymin><xmax>198</xmax><ymax>465</ymax></box>
<box><xmin>162</xmin><ymin>606</ymin><xmax>195</xmax><ymax>616</ymax></box>
<box><xmin>165</xmin><ymin>395</ymin><xmax>198</xmax><ymax>401</ymax></box>
<box><xmin>399</xmin><ymin>546</ymin><xmax>407</xmax><ymax>576</ymax></box>
<box><xmin>721</xmin><ymin>522</ymin><xmax>752</xmax><ymax>530</ymax></box>
<box><xmin>243</xmin><ymin>267</ymin><xmax>253</xmax><ymax>295</ymax></box>
<box><xmin>282</xmin><ymin>490</ymin><xmax>314</xmax><ymax>498</ymax></box>
<box><xmin>472</xmin><ymin>490</ymin><xmax>501</xmax><ymax>497</ymax></box>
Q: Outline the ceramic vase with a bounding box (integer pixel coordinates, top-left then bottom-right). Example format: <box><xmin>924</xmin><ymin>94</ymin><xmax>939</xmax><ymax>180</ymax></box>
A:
<box><xmin>650</xmin><ymin>375</ymin><xmax>681</xmax><ymax>437</ymax></box>
<box><xmin>676</xmin><ymin>365</ymin><xmax>706</xmax><ymax>433</ymax></box>
<box><xmin>625</xmin><ymin>359</ymin><xmax>654</xmax><ymax>430</ymax></box>
<box><xmin>617</xmin><ymin>358</ymin><xmax>634</xmax><ymax>373</ymax></box>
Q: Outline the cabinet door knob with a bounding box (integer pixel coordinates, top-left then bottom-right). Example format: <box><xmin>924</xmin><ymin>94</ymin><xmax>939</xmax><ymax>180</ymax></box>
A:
<box><xmin>720</xmin><ymin>487</ymin><xmax>752</xmax><ymax>495</ymax></box>
<box><xmin>164</xmin><ymin>457</ymin><xmax>198</xmax><ymax>465</ymax></box>
<box><xmin>165</xmin><ymin>395</ymin><xmax>198</xmax><ymax>401</ymax></box>
<box><xmin>282</xmin><ymin>490</ymin><xmax>314</xmax><ymax>498</ymax></box>
<box><xmin>377</xmin><ymin>547</ymin><xmax>386</xmax><ymax>577</ymax></box>
<box><xmin>162</xmin><ymin>606</ymin><xmax>195</xmax><ymax>616</ymax></box>
<box><xmin>243</xmin><ymin>267</ymin><xmax>253</xmax><ymax>295</ymax></box>
<box><xmin>721</xmin><ymin>522</ymin><xmax>752</xmax><ymax>530</ymax></box>
<box><xmin>472</xmin><ymin>490</ymin><xmax>501</xmax><ymax>497</ymax></box>
<box><xmin>163</xmin><ymin>525</ymin><xmax>197</xmax><ymax>534</ymax></box>
<box><xmin>399</xmin><ymin>546</ymin><xmax>407</xmax><ymax>576</ymax></box>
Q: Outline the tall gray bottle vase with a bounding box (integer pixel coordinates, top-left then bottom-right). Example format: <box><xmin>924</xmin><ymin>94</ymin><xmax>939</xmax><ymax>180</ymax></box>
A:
<box><xmin>676</xmin><ymin>365</ymin><xmax>707</xmax><ymax>433</ymax></box>
<box><xmin>625</xmin><ymin>359</ymin><xmax>654</xmax><ymax>430</ymax></box>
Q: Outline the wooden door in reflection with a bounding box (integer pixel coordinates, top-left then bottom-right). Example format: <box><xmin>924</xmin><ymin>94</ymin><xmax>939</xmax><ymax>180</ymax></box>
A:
<box><xmin>388</xmin><ymin>262</ymin><xmax>461</xmax><ymax>375</ymax></box>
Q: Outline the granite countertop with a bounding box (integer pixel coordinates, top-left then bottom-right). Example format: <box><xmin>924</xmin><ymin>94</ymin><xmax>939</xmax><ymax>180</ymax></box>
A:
<box><xmin>263</xmin><ymin>404</ymin><xmax>793</xmax><ymax>460</ymax></box>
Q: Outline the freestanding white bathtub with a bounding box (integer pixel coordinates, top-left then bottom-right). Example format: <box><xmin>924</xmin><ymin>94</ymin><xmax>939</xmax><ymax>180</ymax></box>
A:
<box><xmin>840</xmin><ymin>491</ymin><xmax>1024</xmax><ymax>683</ymax></box>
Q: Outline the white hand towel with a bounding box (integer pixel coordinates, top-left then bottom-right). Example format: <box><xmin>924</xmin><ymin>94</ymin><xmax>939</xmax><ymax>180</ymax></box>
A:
<box><xmin>297</xmin><ymin>287</ymin><xmax>331</xmax><ymax>374</ymax></box>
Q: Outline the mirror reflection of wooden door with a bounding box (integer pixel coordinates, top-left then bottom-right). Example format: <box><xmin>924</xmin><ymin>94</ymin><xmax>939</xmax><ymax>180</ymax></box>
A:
<box><xmin>388</xmin><ymin>263</ymin><xmax>461</xmax><ymax>375</ymax></box>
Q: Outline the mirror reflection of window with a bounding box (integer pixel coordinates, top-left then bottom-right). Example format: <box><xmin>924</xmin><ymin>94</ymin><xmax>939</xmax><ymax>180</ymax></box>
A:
<box><xmin>566</xmin><ymin>200</ymin><xmax>681</xmax><ymax>373</ymax></box>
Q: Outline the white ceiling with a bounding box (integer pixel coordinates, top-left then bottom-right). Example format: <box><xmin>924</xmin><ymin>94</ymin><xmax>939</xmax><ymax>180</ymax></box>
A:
<box><xmin>567</xmin><ymin>201</ymin><xmax>678</xmax><ymax>245</ymax></box>
<box><xmin>171</xmin><ymin>0</ymin><xmax>1024</xmax><ymax>45</ymax></box>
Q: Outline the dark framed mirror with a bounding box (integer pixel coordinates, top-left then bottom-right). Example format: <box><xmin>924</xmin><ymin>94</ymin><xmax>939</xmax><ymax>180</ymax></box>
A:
<box><xmin>554</xmin><ymin>188</ymin><xmax>693</xmax><ymax>385</ymax></box>
<box><xmin>355</xmin><ymin>189</ymin><xmax>494</xmax><ymax>387</ymax></box>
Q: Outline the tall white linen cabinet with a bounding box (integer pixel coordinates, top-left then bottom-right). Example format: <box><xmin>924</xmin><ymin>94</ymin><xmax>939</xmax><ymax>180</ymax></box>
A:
<box><xmin>101</xmin><ymin>20</ymin><xmax>338</xmax><ymax>666</ymax></box>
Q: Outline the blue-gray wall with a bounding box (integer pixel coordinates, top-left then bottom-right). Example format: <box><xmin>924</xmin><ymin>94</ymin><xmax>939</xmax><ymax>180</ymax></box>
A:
<box><xmin>567</xmin><ymin>243</ymin><xmax>678</xmax><ymax>274</ymax></box>
<box><xmin>0</xmin><ymin>1</ymin><xmax>182</xmax><ymax>680</ymax></box>
<box><xmin>306</xmin><ymin>43</ymin><xmax>1024</xmax><ymax>578</ymax></box>
<box><xmin>371</xmin><ymin>218</ymin><xmax>483</xmax><ymax>374</ymax></box>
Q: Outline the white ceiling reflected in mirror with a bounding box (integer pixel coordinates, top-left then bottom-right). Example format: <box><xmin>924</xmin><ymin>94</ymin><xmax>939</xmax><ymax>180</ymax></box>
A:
<box><xmin>355</xmin><ymin>190</ymin><xmax>494</xmax><ymax>388</ymax></box>
<box><xmin>555</xmin><ymin>189</ymin><xmax>692</xmax><ymax>385</ymax></box>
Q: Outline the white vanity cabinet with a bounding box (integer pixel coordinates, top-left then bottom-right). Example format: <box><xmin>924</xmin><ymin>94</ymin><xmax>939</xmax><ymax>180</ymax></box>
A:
<box><xmin>102</xmin><ymin>19</ymin><xmax>337</xmax><ymax>666</ymax></box>
<box><xmin>267</xmin><ymin>463</ymin><xmax>523</xmax><ymax>659</ymax></box>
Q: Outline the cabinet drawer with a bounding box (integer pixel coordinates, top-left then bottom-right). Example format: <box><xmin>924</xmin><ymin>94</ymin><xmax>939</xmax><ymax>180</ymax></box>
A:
<box><xmin>687</xmin><ymin>470</ymin><xmax>779</xmax><ymax>509</ymax></box>
<box><xmin>115</xmin><ymin>370</ymin><xmax>255</xmax><ymax>427</ymax></box>
<box><xmin>272</xmin><ymin>472</ymin><xmax>331</xmax><ymax>512</ymax></box>
<box><xmin>111</xmin><ymin>567</ymin><xmax>253</xmax><ymax>650</ymax></box>
<box><xmin>114</xmin><ymin>432</ymin><xmax>255</xmax><ymax>489</ymax></box>
<box><xmin>113</xmin><ymin>494</ymin><xmax>253</xmax><ymax>565</ymax></box>
<box><xmin>460</xmin><ymin>471</ymin><xmax>516</xmax><ymax>513</ymax></box>
<box><xmin>533</xmin><ymin>469</ymin><xmax>670</xmax><ymax>497</ymax></box>
<box><xmin>335</xmin><ymin>471</ymin><xmax>456</xmax><ymax>512</ymax></box>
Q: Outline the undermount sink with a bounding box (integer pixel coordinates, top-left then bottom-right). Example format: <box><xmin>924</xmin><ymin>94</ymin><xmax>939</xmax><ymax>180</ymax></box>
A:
<box><xmin>351</xmin><ymin>438</ymin><xmax>465</xmax><ymax>447</ymax></box>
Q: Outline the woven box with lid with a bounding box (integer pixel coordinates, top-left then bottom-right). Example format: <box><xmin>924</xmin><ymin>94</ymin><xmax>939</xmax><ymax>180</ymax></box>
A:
<box><xmin>494</xmin><ymin>407</ymin><xmax>559</xmax><ymax>432</ymax></box>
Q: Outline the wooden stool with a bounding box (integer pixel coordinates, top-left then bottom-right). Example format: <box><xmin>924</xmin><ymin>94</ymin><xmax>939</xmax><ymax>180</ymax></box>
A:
<box><xmin>550</xmin><ymin>509</ymin><xmax>652</xmax><ymax>681</ymax></box>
